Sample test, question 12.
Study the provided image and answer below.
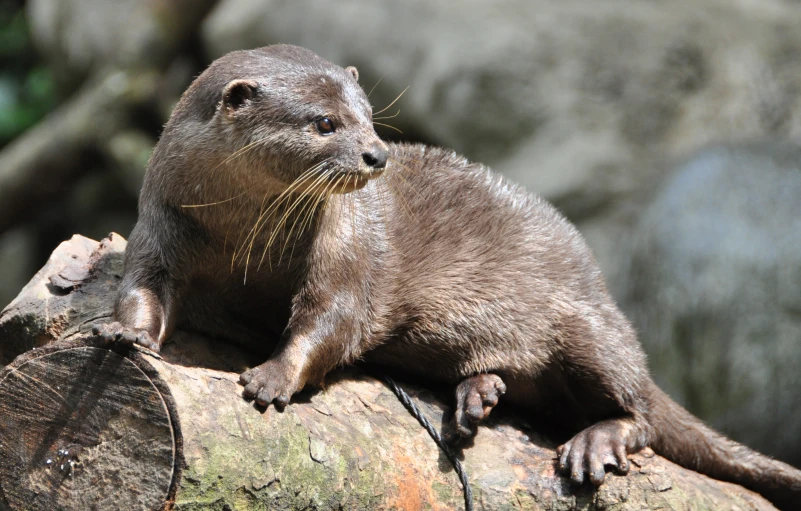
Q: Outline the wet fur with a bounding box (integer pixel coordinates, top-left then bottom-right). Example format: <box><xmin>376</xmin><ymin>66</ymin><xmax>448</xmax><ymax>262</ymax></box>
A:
<box><xmin>105</xmin><ymin>45</ymin><xmax>801</xmax><ymax>509</ymax></box>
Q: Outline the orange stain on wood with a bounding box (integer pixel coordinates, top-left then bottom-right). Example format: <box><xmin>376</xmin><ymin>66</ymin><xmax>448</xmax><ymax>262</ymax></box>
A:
<box><xmin>386</xmin><ymin>450</ymin><xmax>425</xmax><ymax>510</ymax></box>
<box><xmin>513</xmin><ymin>463</ymin><xmax>528</xmax><ymax>480</ymax></box>
<box><xmin>385</xmin><ymin>446</ymin><xmax>454</xmax><ymax>511</ymax></box>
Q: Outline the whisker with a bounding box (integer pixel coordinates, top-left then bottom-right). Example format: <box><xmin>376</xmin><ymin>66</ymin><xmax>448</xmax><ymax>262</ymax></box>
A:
<box><xmin>241</xmin><ymin>160</ymin><xmax>328</xmax><ymax>250</ymax></box>
<box><xmin>181</xmin><ymin>192</ymin><xmax>245</xmax><ymax>208</ymax></box>
<box><xmin>235</xmin><ymin>193</ymin><xmax>277</xmax><ymax>267</ymax></box>
<box><xmin>297</xmin><ymin>177</ymin><xmax>328</xmax><ymax>240</ymax></box>
<box><xmin>373</xmin><ymin>109</ymin><xmax>401</xmax><ymax>121</ymax></box>
<box><xmin>273</xmin><ymin>168</ymin><xmax>335</xmax><ymax>267</ymax></box>
<box><xmin>374</xmin><ymin>122</ymin><xmax>403</xmax><ymax>135</ymax></box>
<box><xmin>254</xmin><ymin>164</ymin><xmax>328</xmax><ymax>270</ymax></box>
<box><xmin>224</xmin><ymin>192</ymin><xmax>256</xmax><ymax>260</ymax></box>
<box><xmin>274</xmin><ymin>193</ymin><xmax>309</xmax><ymax>267</ymax></box>
<box><xmin>262</xmin><ymin>163</ymin><xmax>334</xmax><ymax>266</ymax></box>
<box><xmin>232</xmin><ymin>191</ymin><xmax>270</xmax><ymax>272</ymax></box>
<box><xmin>294</xmin><ymin>171</ymin><xmax>346</xmax><ymax>264</ymax></box>
<box><xmin>330</xmin><ymin>172</ymin><xmax>349</xmax><ymax>217</ymax></box>
<box><xmin>367</xmin><ymin>74</ymin><xmax>385</xmax><ymax>99</ymax></box>
<box><xmin>384</xmin><ymin>165</ymin><xmax>419</xmax><ymax>224</ymax></box>
<box><xmin>373</xmin><ymin>85</ymin><xmax>409</xmax><ymax>116</ymax></box>
<box><xmin>215</xmin><ymin>134</ymin><xmax>272</xmax><ymax>174</ymax></box>
<box><xmin>236</xmin><ymin>160</ymin><xmax>329</xmax><ymax>279</ymax></box>
<box><xmin>289</xmin><ymin>182</ymin><xmax>328</xmax><ymax>264</ymax></box>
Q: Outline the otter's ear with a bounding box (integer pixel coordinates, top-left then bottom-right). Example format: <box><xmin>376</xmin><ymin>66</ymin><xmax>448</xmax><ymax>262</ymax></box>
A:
<box><xmin>221</xmin><ymin>79</ymin><xmax>258</xmax><ymax>116</ymax></box>
<box><xmin>345</xmin><ymin>66</ymin><xmax>359</xmax><ymax>81</ymax></box>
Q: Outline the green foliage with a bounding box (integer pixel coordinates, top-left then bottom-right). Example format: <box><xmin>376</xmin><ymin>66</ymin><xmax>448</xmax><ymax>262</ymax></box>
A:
<box><xmin>0</xmin><ymin>3</ymin><xmax>57</xmax><ymax>145</ymax></box>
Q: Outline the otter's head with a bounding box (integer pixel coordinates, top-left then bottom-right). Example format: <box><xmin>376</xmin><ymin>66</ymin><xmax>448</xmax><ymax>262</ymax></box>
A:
<box><xmin>161</xmin><ymin>45</ymin><xmax>389</xmax><ymax>199</ymax></box>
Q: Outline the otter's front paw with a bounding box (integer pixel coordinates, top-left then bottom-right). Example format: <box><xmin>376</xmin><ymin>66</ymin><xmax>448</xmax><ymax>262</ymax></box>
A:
<box><xmin>92</xmin><ymin>322</ymin><xmax>160</xmax><ymax>352</ymax></box>
<box><xmin>240</xmin><ymin>360</ymin><xmax>304</xmax><ymax>408</ymax></box>
<box><xmin>450</xmin><ymin>373</ymin><xmax>506</xmax><ymax>440</ymax></box>
<box><xmin>557</xmin><ymin>419</ymin><xmax>632</xmax><ymax>485</ymax></box>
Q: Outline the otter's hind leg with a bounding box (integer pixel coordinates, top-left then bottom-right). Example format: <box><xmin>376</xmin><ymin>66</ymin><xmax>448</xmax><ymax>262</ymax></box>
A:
<box><xmin>554</xmin><ymin>313</ymin><xmax>655</xmax><ymax>485</ymax></box>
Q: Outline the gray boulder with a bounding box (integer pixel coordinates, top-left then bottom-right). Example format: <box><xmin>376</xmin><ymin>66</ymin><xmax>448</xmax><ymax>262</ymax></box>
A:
<box><xmin>624</xmin><ymin>142</ymin><xmax>801</xmax><ymax>465</ymax></box>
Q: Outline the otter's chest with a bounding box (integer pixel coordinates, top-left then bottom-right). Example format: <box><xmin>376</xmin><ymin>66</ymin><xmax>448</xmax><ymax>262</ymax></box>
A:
<box><xmin>180</xmin><ymin>269</ymin><xmax>297</xmax><ymax>350</ymax></box>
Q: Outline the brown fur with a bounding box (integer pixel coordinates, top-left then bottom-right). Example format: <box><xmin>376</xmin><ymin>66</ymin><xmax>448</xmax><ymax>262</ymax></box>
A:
<box><xmin>95</xmin><ymin>45</ymin><xmax>801</xmax><ymax>509</ymax></box>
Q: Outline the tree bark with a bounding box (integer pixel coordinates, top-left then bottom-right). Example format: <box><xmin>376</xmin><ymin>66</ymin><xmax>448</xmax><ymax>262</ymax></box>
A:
<box><xmin>0</xmin><ymin>235</ymin><xmax>778</xmax><ymax>510</ymax></box>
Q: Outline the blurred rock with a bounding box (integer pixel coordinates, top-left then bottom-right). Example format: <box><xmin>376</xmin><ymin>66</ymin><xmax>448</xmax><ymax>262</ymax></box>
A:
<box><xmin>623</xmin><ymin>142</ymin><xmax>801</xmax><ymax>465</ymax></box>
<box><xmin>27</xmin><ymin>0</ymin><xmax>217</xmax><ymax>81</ymax></box>
<box><xmin>3</xmin><ymin>0</ymin><xmax>213</xmax><ymax>289</ymax></box>
<box><xmin>28</xmin><ymin>0</ymin><xmax>161</xmax><ymax>76</ymax></box>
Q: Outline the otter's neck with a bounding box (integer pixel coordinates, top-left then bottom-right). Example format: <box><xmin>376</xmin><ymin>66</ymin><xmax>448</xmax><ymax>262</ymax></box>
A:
<box><xmin>194</xmin><ymin>191</ymin><xmax>332</xmax><ymax>272</ymax></box>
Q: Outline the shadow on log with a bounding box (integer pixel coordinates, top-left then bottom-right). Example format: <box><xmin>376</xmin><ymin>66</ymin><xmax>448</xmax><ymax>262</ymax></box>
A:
<box><xmin>0</xmin><ymin>235</ymin><xmax>778</xmax><ymax>510</ymax></box>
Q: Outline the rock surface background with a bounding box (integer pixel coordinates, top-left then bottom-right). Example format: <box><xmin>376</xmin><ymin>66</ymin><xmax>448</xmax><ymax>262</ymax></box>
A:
<box><xmin>1</xmin><ymin>0</ymin><xmax>800</xmax><ymax>467</ymax></box>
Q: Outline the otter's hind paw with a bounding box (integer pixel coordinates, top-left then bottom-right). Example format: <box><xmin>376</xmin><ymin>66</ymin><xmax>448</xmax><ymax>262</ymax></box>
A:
<box><xmin>557</xmin><ymin>419</ymin><xmax>633</xmax><ymax>486</ymax></box>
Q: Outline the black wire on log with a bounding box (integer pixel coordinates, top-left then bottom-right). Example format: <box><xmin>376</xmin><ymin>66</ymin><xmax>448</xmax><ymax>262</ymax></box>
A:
<box><xmin>383</xmin><ymin>375</ymin><xmax>474</xmax><ymax>511</ymax></box>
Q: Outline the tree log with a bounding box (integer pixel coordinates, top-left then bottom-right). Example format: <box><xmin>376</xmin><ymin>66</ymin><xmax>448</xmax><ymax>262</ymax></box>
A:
<box><xmin>0</xmin><ymin>235</ymin><xmax>778</xmax><ymax>510</ymax></box>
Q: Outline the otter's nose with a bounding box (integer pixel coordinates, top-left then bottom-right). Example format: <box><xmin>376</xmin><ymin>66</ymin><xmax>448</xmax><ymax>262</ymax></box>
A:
<box><xmin>362</xmin><ymin>145</ymin><xmax>388</xmax><ymax>169</ymax></box>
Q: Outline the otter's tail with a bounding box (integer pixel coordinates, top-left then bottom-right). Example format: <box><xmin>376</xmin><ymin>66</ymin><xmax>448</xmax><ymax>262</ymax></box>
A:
<box><xmin>648</xmin><ymin>383</ymin><xmax>801</xmax><ymax>510</ymax></box>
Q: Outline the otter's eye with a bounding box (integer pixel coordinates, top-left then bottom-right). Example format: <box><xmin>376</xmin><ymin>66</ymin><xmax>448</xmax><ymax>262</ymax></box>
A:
<box><xmin>315</xmin><ymin>117</ymin><xmax>336</xmax><ymax>135</ymax></box>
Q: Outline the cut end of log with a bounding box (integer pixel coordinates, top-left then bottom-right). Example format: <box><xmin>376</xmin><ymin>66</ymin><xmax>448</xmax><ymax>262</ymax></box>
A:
<box><xmin>0</xmin><ymin>342</ymin><xmax>177</xmax><ymax>511</ymax></box>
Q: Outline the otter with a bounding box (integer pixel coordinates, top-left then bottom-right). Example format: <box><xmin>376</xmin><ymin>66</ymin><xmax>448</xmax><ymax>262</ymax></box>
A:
<box><xmin>94</xmin><ymin>45</ymin><xmax>801</xmax><ymax>509</ymax></box>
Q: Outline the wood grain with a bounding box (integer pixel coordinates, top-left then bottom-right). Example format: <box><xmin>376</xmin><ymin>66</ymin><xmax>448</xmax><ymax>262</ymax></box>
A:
<box><xmin>0</xmin><ymin>345</ymin><xmax>175</xmax><ymax>511</ymax></box>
